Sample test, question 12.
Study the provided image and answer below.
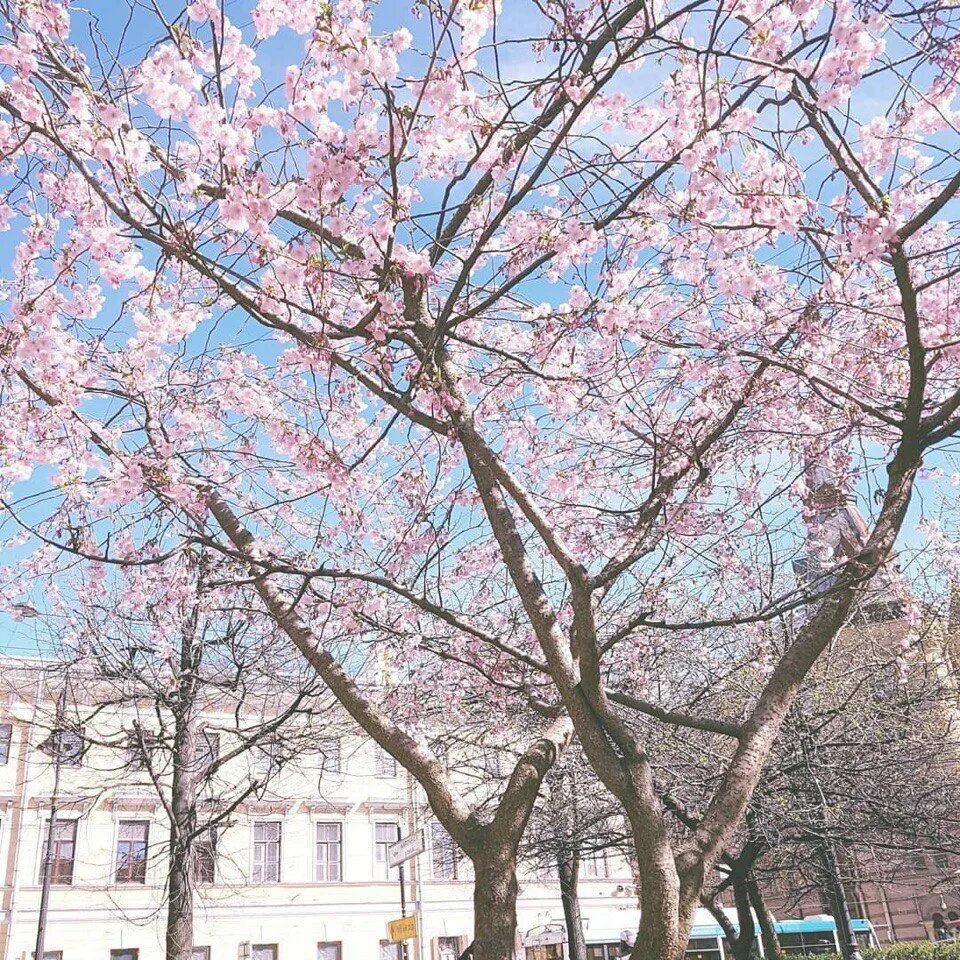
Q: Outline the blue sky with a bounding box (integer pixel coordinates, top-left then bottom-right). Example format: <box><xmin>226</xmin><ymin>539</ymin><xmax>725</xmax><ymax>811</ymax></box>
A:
<box><xmin>1</xmin><ymin>0</ymin><xmax>959</xmax><ymax>655</ymax></box>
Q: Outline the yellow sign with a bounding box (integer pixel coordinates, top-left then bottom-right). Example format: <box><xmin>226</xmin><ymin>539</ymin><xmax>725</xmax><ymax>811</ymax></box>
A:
<box><xmin>388</xmin><ymin>916</ymin><xmax>418</xmax><ymax>942</ymax></box>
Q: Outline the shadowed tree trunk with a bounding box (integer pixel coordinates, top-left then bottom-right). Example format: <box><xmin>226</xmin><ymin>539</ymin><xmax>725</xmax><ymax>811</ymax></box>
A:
<box><xmin>559</xmin><ymin>855</ymin><xmax>587</xmax><ymax>960</ymax></box>
<box><xmin>731</xmin><ymin>866</ymin><xmax>758</xmax><ymax>960</ymax></box>
<box><xmin>748</xmin><ymin>877</ymin><xmax>784</xmax><ymax>960</ymax></box>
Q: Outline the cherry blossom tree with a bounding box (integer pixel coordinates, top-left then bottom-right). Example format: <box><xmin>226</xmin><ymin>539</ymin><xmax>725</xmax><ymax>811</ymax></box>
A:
<box><xmin>1</xmin><ymin>0</ymin><xmax>959</xmax><ymax>958</ymax></box>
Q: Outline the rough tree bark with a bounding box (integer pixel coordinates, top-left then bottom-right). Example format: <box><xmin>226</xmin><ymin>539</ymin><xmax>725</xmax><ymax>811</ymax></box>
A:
<box><xmin>473</xmin><ymin>849</ymin><xmax>522</xmax><ymax>960</ymax></box>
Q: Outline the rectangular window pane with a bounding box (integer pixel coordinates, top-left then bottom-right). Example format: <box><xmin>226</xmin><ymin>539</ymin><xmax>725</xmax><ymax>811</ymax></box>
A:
<box><xmin>116</xmin><ymin>820</ymin><xmax>149</xmax><ymax>884</ymax></box>
<box><xmin>315</xmin><ymin>822</ymin><xmax>342</xmax><ymax>882</ymax></box>
<box><xmin>375</xmin><ymin>747</ymin><xmax>397</xmax><ymax>777</ymax></box>
<box><xmin>379</xmin><ymin>942</ymin><xmax>402</xmax><ymax>960</ymax></box>
<box><xmin>318</xmin><ymin>943</ymin><xmax>341</xmax><ymax>960</ymax></box>
<box><xmin>191</xmin><ymin>949</ymin><xmax>211</xmax><ymax>960</ymax></box>
<box><xmin>318</xmin><ymin>738</ymin><xmax>341</xmax><ymax>775</ymax></box>
<box><xmin>125</xmin><ymin>731</ymin><xmax>157</xmax><ymax>772</ymax></box>
<box><xmin>49</xmin><ymin>729</ymin><xmax>83</xmax><ymax>766</ymax></box>
<box><xmin>374</xmin><ymin>822</ymin><xmax>399</xmax><ymax>880</ymax></box>
<box><xmin>110</xmin><ymin>951</ymin><xmax>139</xmax><ymax>960</ymax></box>
<box><xmin>438</xmin><ymin>938</ymin><xmax>461</xmax><ymax>960</ymax></box>
<box><xmin>0</xmin><ymin>723</ymin><xmax>11</xmax><ymax>765</ymax></box>
<box><xmin>581</xmin><ymin>852</ymin><xmax>609</xmax><ymax>878</ymax></box>
<box><xmin>40</xmin><ymin>819</ymin><xmax>77</xmax><ymax>885</ymax></box>
<box><xmin>256</xmin><ymin>737</ymin><xmax>283</xmax><ymax>772</ymax></box>
<box><xmin>197</xmin><ymin>731</ymin><xmax>220</xmax><ymax>772</ymax></box>
<box><xmin>194</xmin><ymin>832</ymin><xmax>216</xmax><ymax>884</ymax></box>
<box><xmin>431</xmin><ymin>821</ymin><xmax>459</xmax><ymax>880</ymax></box>
<box><xmin>253</xmin><ymin>947</ymin><xmax>278</xmax><ymax>960</ymax></box>
<box><xmin>253</xmin><ymin>822</ymin><xmax>281</xmax><ymax>883</ymax></box>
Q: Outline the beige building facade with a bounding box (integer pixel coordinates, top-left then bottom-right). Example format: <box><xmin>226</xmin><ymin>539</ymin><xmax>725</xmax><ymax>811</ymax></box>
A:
<box><xmin>0</xmin><ymin>658</ymin><xmax>646</xmax><ymax>960</ymax></box>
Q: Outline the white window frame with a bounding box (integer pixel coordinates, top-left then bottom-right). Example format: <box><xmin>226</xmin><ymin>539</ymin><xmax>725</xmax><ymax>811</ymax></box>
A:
<box><xmin>251</xmin><ymin>819</ymin><xmax>283</xmax><ymax>884</ymax></box>
<box><xmin>580</xmin><ymin>849</ymin><xmax>610</xmax><ymax>879</ymax></box>
<box><xmin>431</xmin><ymin>821</ymin><xmax>459</xmax><ymax>881</ymax></box>
<box><xmin>314</xmin><ymin>820</ymin><xmax>343</xmax><ymax>882</ymax></box>
<box><xmin>197</xmin><ymin>729</ymin><xmax>221</xmax><ymax>772</ymax></box>
<box><xmin>374</xmin><ymin>746</ymin><xmax>397</xmax><ymax>778</ymax></box>
<box><xmin>373</xmin><ymin>820</ymin><xmax>400</xmax><ymax>881</ymax></box>
<box><xmin>318</xmin><ymin>737</ymin><xmax>342</xmax><ymax>775</ymax></box>
<box><xmin>193</xmin><ymin>829</ymin><xmax>217</xmax><ymax>885</ymax></box>
<box><xmin>379</xmin><ymin>941</ymin><xmax>402</xmax><ymax>960</ymax></box>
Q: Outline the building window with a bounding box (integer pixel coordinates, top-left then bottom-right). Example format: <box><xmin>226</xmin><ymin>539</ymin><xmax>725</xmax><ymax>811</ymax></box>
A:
<box><xmin>125</xmin><ymin>730</ymin><xmax>157</xmax><ymax>771</ymax></box>
<box><xmin>318</xmin><ymin>943</ymin><xmax>342</xmax><ymax>960</ymax></box>
<box><xmin>115</xmin><ymin>820</ymin><xmax>149</xmax><ymax>884</ymax></box>
<box><xmin>431</xmin><ymin>821</ymin><xmax>459</xmax><ymax>880</ymax></box>
<box><xmin>0</xmin><ymin>723</ymin><xmax>11</xmax><ymax>764</ymax></box>
<box><xmin>192</xmin><ymin>949</ymin><xmax>211</xmax><ymax>960</ymax></box>
<box><xmin>318</xmin><ymin>737</ymin><xmax>341</xmax><ymax>775</ymax></box>
<box><xmin>194</xmin><ymin>832</ymin><xmax>216</xmax><ymax>884</ymax></box>
<box><xmin>374</xmin><ymin>821</ymin><xmax>399</xmax><ymax>880</ymax></box>
<box><xmin>380</xmin><ymin>942</ymin><xmax>402</xmax><ymax>960</ymax></box>
<box><xmin>437</xmin><ymin>938</ymin><xmax>463</xmax><ymax>960</ymax></box>
<box><xmin>40</xmin><ymin>819</ymin><xmax>77</xmax><ymax>885</ymax></box>
<box><xmin>253</xmin><ymin>947</ymin><xmax>278</xmax><ymax>960</ymax></box>
<box><xmin>526</xmin><ymin>947</ymin><xmax>563</xmax><ymax>960</ymax></box>
<box><xmin>581</xmin><ymin>851</ymin><xmax>610</xmax><ymax>879</ymax></box>
<box><xmin>45</xmin><ymin>728</ymin><xmax>83</xmax><ymax>766</ymax></box>
<box><xmin>255</xmin><ymin>737</ymin><xmax>285</xmax><ymax>773</ymax></box>
<box><xmin>683</xmin><ymin>939</ymin><xmax>723</xmax><ymax>960</ymax></box>
<box><xmin>252</xmin><ymin>821</ymin><xmax>281</xmax><ymax>883</ymax></box>
<box><xmin>777</xmin><ymin>931</ymin><xmax>838</xmax><ymax>955</ymax></box>
<box><xmin>32</xmin><ymin>951</ymin><xmax>63</xmax><ymax>959</ymax></box>
<box><xmin>315</xmin><ymin>822</ymin><xmax>342</xmax><ymax>882</ymax></box>
<box><xmin>375</xmin><ymin>747</ymin><xmax>397</xmax><ymax>778</ymax></box>
<box><xmin>586</xmin><ymin>946</ymin><xmax>621</xmax><ymax>960</ymax></box>
<box><xmin>197</xmin><ymin>730</ymin><xmax>220</xmax><ymax>773</ymax></box>
<box><xmin>110</xmin><ymin>951</ymin><xmax>139</xmax><ymax>960</ymax></box>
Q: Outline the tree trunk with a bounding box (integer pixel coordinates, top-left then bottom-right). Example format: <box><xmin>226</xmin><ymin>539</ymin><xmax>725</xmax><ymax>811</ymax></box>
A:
<box><xmin>167</xmin><ymin>609</ymin><xmax>201</xmax><ymax>960</ymax></box>
<box><xmin>628</xmin><ymin>848</ymin><xmax>685</xmax><ymax>960</ymax></box>
<box><xmin>559</xmin><ymin>855</ymin><xmax>587</xmax><ymax>960</ymax></box>
<box><xmin>473</xmin><ymin>850</ymin><xmax>521</xmax><ymax>960</ymax></box>
<box><xmin>731</xmin><ymin>869</ymin><xmax>757</xmax><ymax>960</ymax></box>
<box><xmin>747</xmin><ymin>878</ymin><xmax>783</xmax><ymax>960</ymax></box>
<box><xmin>166</xmin><ymin>830</ymin><xmax>195</xmax><ymax>960</ymax></box>
<box><xmin>166</xmin><ymin>718</ymin><xmax>198</xmax><ymax>960</ymax></box>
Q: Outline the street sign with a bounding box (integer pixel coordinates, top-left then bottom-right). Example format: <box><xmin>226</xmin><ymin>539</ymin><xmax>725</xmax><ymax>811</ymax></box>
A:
<box><xmin>388</xmin><ymin>916</ymin><xmax>418</xmax><ymax>942</ymax></box>
<box><xmin>387</xmin><ymin>829</ymin><xmax>425</xmax><ymax>868</ymax></box>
